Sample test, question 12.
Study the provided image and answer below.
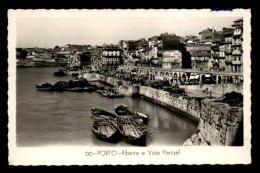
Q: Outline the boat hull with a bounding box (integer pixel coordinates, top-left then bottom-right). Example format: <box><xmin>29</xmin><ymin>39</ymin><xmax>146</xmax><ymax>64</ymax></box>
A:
<box><xmin>117</xmin><ymin>115</ymin><xmax>148</xmax><ymax>146</ymax></box>
<box><xmin>92</xmin><ymin>116</ymin><xmax>121</xmax><ymax>143</ymax></box>
<box><xmin>92</xmin><ymin>128</ymin><xmax>121</xmax><ymax>143</ymax></box>
<box><xmin>36</xmin><ymin>87</ymin><xmax>53</xmax><ymax>91</ymax></box>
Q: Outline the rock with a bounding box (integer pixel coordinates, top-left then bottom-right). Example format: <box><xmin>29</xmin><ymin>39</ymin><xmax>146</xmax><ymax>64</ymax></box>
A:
<box><xmin>191</xmin><ymin>133</ymin><xmax>199</xmax><ymax>142</ymax></box>
<box><xmin>183</xmin><ymin>138</ymin><xmax>193</xmax><ymax>146</ymax></box>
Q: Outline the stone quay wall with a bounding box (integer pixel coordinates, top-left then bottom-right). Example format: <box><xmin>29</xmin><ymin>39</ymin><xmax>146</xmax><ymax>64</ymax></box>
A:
<box><xmin>84</xmin><ymin>73</ymin><xmax>243</xmax><ymax>146</ymax></box>
<box><xmin>139</xmin><ymin>86</ymin><xmax>201</xmax><ymax>122</ymax></box>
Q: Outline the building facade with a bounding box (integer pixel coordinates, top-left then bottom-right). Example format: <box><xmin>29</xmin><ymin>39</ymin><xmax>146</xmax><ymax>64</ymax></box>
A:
<box><xmin>232</xmin><ymin>18</ymin><xmax>243</xmax><ymax>72</ymax></box>
<box><xmin>162</xmin><ymin>50</ymin><xmax>182</xmax><ymax>69</ymax></box>
<box><xmin>101</xmin><ymin>45</ymin><xmax>122</xmax><ymax>70</ymax></box>
<box><xmin>186</xmin><ymin>44</ymin><xmax>212</xmax><ymax>71</ymax></box>
<box><xmin>222</xmin><ymin>28</ymin><xmax>234</xmax><ymax>72</ymax></box>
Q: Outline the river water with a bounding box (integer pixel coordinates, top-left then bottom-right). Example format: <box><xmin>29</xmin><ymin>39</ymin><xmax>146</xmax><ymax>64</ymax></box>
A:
<box><xmin>16</xmin><ymin>67</ymin><xmax>197</xmax><ymax>147</ymax></box>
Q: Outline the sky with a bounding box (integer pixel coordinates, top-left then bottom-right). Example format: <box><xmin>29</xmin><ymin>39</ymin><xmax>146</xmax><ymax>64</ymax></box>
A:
<box><xmin>16</xmin><ymin>17</ymin><xmax>239</xmax><ymax>48</ymax></box>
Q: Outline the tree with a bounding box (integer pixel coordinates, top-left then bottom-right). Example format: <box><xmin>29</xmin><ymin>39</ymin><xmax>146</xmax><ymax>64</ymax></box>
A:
<box><xmin>16</xmin><ymin>48</ymin><xmax>28</xmax><ymax>59</ymax></box>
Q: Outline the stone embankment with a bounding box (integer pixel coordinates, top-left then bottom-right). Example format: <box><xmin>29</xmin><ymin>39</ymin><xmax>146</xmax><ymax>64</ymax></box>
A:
<box><xmin>83</xmin><ymin>73</ymin><xmax>243</xmax><ymax>146</ymax></box>
<box><xmin>139</xmin><ymin>86</ymin><xmax>201</xmax><ymax>122</ymax></box>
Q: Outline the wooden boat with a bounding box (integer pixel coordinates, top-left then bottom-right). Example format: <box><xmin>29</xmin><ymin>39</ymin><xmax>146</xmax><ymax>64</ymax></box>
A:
<box><xmin>107</xmin><ymin>92</ymin><xmax>124</xmax><ymax>98</ymax></box>
<box><xmin>117</xmin><ymin>115</ymin><xmax>149</xmax><ymax>145</ymax></box>
<box><xmin>64</xmin><ymin>88</ymin><xmax>78</xmax><ymax>92</ymax></box>
<box><xmin>101</xmin><ymin>90</ymin><xmax>109</xmax><ymax>97</ymax></box>
<box><xmin>114</xmin><ymin>104</ymin><xmax>130</xmax><ymax>115</ymax></box>
<box><xmin>91</xmin><ymin>108</ymin><xmax>118</xmax><ymax>118</ymax></box>
<box><xmin>36</xmin><ymin>83</ymin><xmax>53</xmax><ymax>91</ymax></box>
<box><xmin>92</xmin><ymin>116</ymin><xmax>119</xmax><ymax>141</ymax></box>
<box><xmin>115</xmin><ymin>104</ymin><xmax>149</xmax><ymax>145</ymax></box>
<box><xmin>52</xmin><ymin>81</ymin><xmax>68</xmax><ymax>91</ymax></box>
<box><xmin>91</xmin><ymin>108</ymin><xmax>120</xmax><ymax>142</ymax></box>
<box><xmin>54</xmin><ymin>68</ymin><xmax>67</xmax><ymax>76</ymax></box>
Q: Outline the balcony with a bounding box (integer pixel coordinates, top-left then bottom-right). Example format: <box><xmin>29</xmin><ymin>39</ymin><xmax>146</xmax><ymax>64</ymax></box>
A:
<box><xmin>232</xmin><ymin>60</ymin><xmax>242</xmax><ymax>65</ymax></box>
<box><xmin>232</xmin><ymin>42</ymin><xmax>242</xmax><ymax>47</ymax></box>
<box><xmin>232</xmin><ymin>50</ymin><xmax>242</xmax><ymax>55</ymax></box>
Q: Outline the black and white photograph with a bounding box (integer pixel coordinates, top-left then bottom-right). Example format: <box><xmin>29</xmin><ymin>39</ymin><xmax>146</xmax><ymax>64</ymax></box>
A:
<box><xmin>8</xmin><ymin>9</ymin><xmax>251</xmax><ymax>165</ymax></box>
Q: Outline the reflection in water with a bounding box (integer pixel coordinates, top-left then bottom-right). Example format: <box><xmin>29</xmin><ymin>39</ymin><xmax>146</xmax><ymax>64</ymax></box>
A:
<box><xmin>16</xmin><ymin>67</ymin><xmax>197</xmax><ymax>147</ymax></box>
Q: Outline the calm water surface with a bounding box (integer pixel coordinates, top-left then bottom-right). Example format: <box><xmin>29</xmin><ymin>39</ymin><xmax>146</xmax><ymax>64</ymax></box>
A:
<box><xmin>16</xmin><ymin>67</ymin><xmax>197</xmax><ymax>147</ymax></box>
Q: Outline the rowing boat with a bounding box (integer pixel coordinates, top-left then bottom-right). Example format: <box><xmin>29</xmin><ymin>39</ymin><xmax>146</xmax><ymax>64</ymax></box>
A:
<box><xmin>115</xmin><ymin>104</ymin><xmax>148</xmax><ymax>123</ymax></box>
<box><xmin>117</xmin><ymin>115</ymin><xmax>149</xmax><ymax>145</ymax></box>
<box><xmin>91</xmin><ymin>108</ymin><xmax>118</xmax><ymax>118</ymax></box>
<box><xmin>115</xmin><ymin>104</ymin><xmax>149</xmax><ymax>145</ymax></box>
<box><xmin>91</xmin><ymin>108</ymin><xmax>120</xmax><ymax>142</ymax></box>
<box><xmin>36</xmin><ymin>83</ymin><xmax>53</xmax><ymax>91</ymax></box>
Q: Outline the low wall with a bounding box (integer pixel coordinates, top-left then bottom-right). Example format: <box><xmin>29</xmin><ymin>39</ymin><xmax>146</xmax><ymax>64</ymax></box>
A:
<box><xmin>180</xmin><ymin>83</ymin><xmax>243</xmax><ymax>97</ymax></box>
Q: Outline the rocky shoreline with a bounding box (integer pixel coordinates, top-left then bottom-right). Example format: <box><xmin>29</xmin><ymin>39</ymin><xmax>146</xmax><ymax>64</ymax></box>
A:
<box><xmin>183</xmin><ymin>131</ymin><xmax>209</xmax><ymax>146</ymax></box>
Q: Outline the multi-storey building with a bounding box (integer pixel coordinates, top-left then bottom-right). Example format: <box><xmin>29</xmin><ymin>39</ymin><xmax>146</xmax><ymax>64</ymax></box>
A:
<box><xmin>101</xmin><ymin>44</ymin><xmax>122</xmax><ymax>70</ymax></box>
<box><xmin>135</xmin><ymin>39</ymin><xmax>149</xmax><ymax>65</ymax></box>
<box><xmin>222</xmin><ymin>28</ymin><xmax>234</xmax><ymax>72</ymax></box>
<box><xmin>91</xmin><ymin>46</ymin><xmax>103</xmax><ymax>70</ymax></box>
<box><xmin>148</xmin><ymin>36</ymin><xmax>163</xmax><ymax>67</ymax></box>
<box><xmin>119</xmin><ymin>40</ymin><xmax>139</xmax><ymax>66</ymax></box>
<box><xmin>211</xmin><ymin>31</ymin><xmax>225</xmax><ymax>71</ymax></box>
<box><xmin>186</xmin><ymin>43</ymin><xmax>212</xmax><ymax>71</ymax></box>
<box><xmin>162</xmin><ymin>50</ymin><xmax>182</xmax><ymax>69</ymax></box>
<box><xmin>68</xmin><ymin>52</ymin><xmax>81</xmax><ymax>70</ymax></box>
<box><xmin>232</xmin><ymin>18</ymin><xmax>243</xmax><ymax>72</ymax></box>
<box><xmin>198</xmin><ymin>28</ymin><xmax>215</xmax><ymax>44</ymax></box>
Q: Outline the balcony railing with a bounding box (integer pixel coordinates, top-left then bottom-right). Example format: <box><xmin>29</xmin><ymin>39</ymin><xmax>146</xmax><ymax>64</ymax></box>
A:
<box><xmin>232</xmin><ymin>60</ymin><xmax>242</xmax><ymax>65</ymax></box>
<box><xmin>232</xmin><ymin>41</ymin><xmax>242</xmax><ymax>46</ymax></box>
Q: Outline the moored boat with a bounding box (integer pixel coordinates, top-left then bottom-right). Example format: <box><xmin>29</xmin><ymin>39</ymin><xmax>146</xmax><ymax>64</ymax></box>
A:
<box><xmin>114</xmin><ymin>104</ymin><xmax>148</xmax><ymax>123</ymax></box>
<box><xmin>92</xmin><ymin>116</ymin><xmax>120</xmax><ymax>142</ymax></box>
<box><xmin>91</xmin><ymin>108</ymin><xmax>117</xmax><ymax>118</ymax></box>
<box><xmin>91</xmin><ymin>108</ymin><xmax>120</xmax><ymax>142</ymax></box>
<box><xmin>117</xmin><ymin>115</ymin><xmax>149</xmax><ymax>145</ymax></box>
<box><xmin>54</xmin><ymin>68</ymin><xmax>67</xmax><ymax>76</ymax></box>
<box><xmin>115</xmin><ymin>104</ymin><xmax>149</xmax><ymax>145</ymax></box>
<box><xmin>36</xmin><ymin>82</ymin><xmax>53</xmax><ymax>91</ymax></box>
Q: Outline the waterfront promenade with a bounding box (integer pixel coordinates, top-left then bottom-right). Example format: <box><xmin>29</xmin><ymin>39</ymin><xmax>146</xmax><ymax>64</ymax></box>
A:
<box><xmin>119</xmin><ymin>65</ymin><xmax>243</xmax><ymax>84</ymax></box>
<box><xmin>84</xmin><ymin>72</ymin><xmax>243</xmax><ymax>146</ymax></box>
